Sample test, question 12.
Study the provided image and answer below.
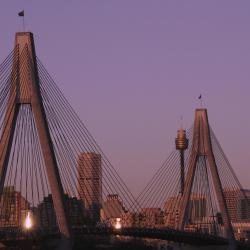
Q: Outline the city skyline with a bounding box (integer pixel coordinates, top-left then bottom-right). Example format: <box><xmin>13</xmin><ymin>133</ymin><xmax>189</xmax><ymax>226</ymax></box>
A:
<box><xmin>0</xmin><ymin>1</ymin><xmax>249</xmax><ymax>197</ymax></box>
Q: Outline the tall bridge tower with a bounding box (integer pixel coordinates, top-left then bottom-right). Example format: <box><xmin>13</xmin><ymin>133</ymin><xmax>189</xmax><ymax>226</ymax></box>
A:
<box><xmin>0</xmin><ymin>32</ymin><xmax>72</xmax><ymax>249</ymax></box>
<box><xmin>178</xmin><ymin>109</ymin><xmax>236</xmax><ymax>249</ymax></box>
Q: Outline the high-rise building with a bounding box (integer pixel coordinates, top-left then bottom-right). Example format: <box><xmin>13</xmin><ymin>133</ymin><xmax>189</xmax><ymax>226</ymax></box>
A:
<box><xmin>78</xmin><ymin>152</ymin><xmax>102</xmax><ymax>222</ymax></box>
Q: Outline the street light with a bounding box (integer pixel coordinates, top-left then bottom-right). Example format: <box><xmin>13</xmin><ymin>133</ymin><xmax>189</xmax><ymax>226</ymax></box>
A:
<box><xmin>114</xmin><ymin>218</ymin><xmax>122</xmax><ymax>230</ymax></box>
<box><xmin>24</xmin><ymin>211</ymin><xmax>33</xmax><ymax>230</ymax></box>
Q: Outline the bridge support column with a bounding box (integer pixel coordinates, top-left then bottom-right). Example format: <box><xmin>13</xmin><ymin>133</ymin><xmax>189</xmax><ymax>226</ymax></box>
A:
<box><xmin>0</xmin><ymin>32</ymin><xmax>72</xmax><ymax>250</ymax></box>
<box><xmin>178</xmin><ymin>109</ymin><xmax>236</xmax><ymax>250</ymax></box>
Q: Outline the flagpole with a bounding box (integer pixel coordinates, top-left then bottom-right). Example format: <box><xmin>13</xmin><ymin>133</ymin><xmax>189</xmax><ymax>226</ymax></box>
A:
<box><xmin>198</xmin><ymin>94</ymin><xmax>203</xmax><ymax>107</ymax></box>
<box><xmin>180</xmin><ymin>115</ymin><xmax>183</xmax><ymax>129</ymax></box>
<box><xmin>22</xmin><ymin>16</ymin><xmax>25</xmax><ymax>31</ymax></box>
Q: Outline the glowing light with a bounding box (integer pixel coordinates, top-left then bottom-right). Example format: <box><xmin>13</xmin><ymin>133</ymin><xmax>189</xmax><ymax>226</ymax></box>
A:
<box><xmin>24</xmin><ymin>211</ymin><xmax>33</xmax><ymax>230</ymax></box>
<box><xmin>114</xmin><ymin>218</ymin><xmax>122</xmax><ymax>230</ymax></box>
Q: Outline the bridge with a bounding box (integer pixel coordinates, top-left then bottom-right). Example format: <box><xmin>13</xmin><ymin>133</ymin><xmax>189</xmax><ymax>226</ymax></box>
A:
<box><xmin>0</xmin><ymin>31</ymin><xmax>248</xmax><ymax>250</ymax></box>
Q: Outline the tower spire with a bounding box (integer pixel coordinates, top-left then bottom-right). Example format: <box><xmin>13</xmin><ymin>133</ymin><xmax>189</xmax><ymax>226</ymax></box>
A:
<box><xmin>175</xmin><ymin>124</ymin><xmax>188</xmax><ymax>195</ymax></box>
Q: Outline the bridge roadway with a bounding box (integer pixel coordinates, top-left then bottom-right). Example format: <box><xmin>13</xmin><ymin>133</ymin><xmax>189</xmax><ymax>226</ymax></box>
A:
<box><xmin>0</xmin><ymin>227</ymin><xmax>250</xmax><ymax>248</ymax></box>
<box><xmin>0</xmin><ymin>227</ymin><xmax>228</xmax><ymax>246</ymax></box>
<box><xmin>74</xmin><ymin>227</ymin><xmax>228</xmax><ymax>246</ymax></box>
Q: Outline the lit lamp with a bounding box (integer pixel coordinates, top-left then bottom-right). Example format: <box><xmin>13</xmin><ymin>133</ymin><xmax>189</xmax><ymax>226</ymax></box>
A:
<box><xmin>114</xmin><ymin>218</ymin><xmax>122</xmax><ymax>230</ymax></box>
<box><xmin>24</xmin><ymin>211</ymin><xmax>33</xmax><ymax>230</ymax></box>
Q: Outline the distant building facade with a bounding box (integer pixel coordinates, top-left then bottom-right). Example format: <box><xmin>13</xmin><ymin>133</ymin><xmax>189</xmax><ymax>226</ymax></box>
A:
<box><xmin>36</xmin><ymin>194</ymin><xmax>84</xmax><ymax>230</ymax></box>
<box><xmin>188</xmin><ymin>194</ymin><xmax>207</xmax><ymax>222</ymax></box>
<box><xmin>164</xmin><ymin>193</ymin><xmax>207</xmax><ymax>229</ymax></box>
<box><xmin>101</xmin><ymin>194</ymin><xmax>126</xmax><ymax>221</ymax></box>
<box><xmin>164</xmin><ymin>195</ymin><xmax>182</xmax><ymax>229</ymax></box>
<box><xmin>78</xmin><ymin>152</ymin><xmax>102</xmax><ymax>222</ymax></box>
<box><xmin>224</xmin><ymin>189</ymin><xmax>238</xmax><ymax>222</ymax></box>
<box><xmin>140</xmin><ymin>208</ymin><xmax>164</xmax><ymax>228</ymax></box>
<box><xmin>120</xmin><ymin>208</ymin><xmax>164</xmax><ymax>228</ymax></box>
<box><xmin>0</xmin><ymin>186</ymin><xmax>30</xmax><ymax>228</ymax></box>
<box><xmin>224</xmin><ymin>188</ymin><xmax>250</xmax><ymax>223</ymax></box>
<box><xmin>37</xmin><ymin>194</ymin><xmax>57</xmax><ymax>230</ymax></box>
<box><xmin>121</xmin><ymin>211</ymin><xmax>142</xmax><ymax>228</ymax></box>
<box><xmin>238</xmin><ymin>190</ymin><xmax>250</xmax><ymax>221</ymax></box>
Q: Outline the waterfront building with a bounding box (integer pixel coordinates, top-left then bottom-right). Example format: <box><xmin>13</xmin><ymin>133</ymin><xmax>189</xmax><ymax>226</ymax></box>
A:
<box><xmin>101</xmin><ymin>194</ymin><xmax>126</xmax><ymax>221</ymax></box>
<box><xmin>140</xmin><ymin>208</ymin><xmax>164</xmax><ymax>228</ymax></box>
<box><xmin>121</xmin><ymin>211</ymin><xmax>142</xmax><ymax>228</ymax></box>
<box><xmin>164</xmin><ymin>195</ymin><xmax>181</xmax><ymax>229</ymax></box>
<box><xmin>0</xmin><ymin>186</ymin><xmax>30</xmax><ymax>228</ymax></box>
<box><xmin>224</xmin><ymin>188</ymin><xmax>239</xmax><ymax>222</ymax></box>
<box><xmin>37</xmin><ymin>194</ymin><xmax>84</xmax><ymax>230</ymax></box>
<box><xmin>224</xmin><ymin>188</ymin><xmax>250</xmax><ymax>222</ymax></box>
<box><xmin>164</xmin><ymin>193</ymin><xmax>207</xmax><ymax>229</ymax></box>
<box><xmin>189</xmin><ymin>194</ymin><xmax>207</xmax><ymax>222</ymax></box>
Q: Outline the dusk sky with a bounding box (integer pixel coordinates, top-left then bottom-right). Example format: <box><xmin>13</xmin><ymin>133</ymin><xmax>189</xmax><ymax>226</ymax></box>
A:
<box><xmin>0</xmin><ymin>1</ymin><xmax>249</xmax><ymax>195</ymax></box>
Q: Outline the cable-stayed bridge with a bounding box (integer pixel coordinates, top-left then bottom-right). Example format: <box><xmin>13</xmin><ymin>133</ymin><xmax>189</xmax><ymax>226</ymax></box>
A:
<box><xmin>0</xmin><ymin>32</ymin><xmax>249</xmax><ymax>250</ymax></box>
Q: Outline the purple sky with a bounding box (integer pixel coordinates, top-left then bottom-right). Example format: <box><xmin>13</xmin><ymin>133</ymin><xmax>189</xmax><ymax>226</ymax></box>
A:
<box><xmin>0</xmin><ymin>1</ymin><xmax>250</xmax><ymax>195</ymax></box>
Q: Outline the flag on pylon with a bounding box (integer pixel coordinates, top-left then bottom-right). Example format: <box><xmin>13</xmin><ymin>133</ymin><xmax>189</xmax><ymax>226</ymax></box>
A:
<box><xmin>18</xmin><ymin>10</ymin><xmax>24</xmax><ymax>17</ymax></box>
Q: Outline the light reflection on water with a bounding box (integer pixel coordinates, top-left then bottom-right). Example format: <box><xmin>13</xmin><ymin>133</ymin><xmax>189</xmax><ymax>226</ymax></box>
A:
<box><xmin>170</xmin><ymin>245</ymin><xmax>227</xmax><ymax>250</ymax></box>
<box><xmin>123</xmin><ymin>237</ymin><xmax>228</xmax><ymax>250</ymax></box>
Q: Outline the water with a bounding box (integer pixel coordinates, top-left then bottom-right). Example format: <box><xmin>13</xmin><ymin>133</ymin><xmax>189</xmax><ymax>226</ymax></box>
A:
<box><xmin>169</xmin><ymin>245</ymin><xmax>227</xmax><ymax>250</ymax></box>
<box><xmin>0</xmin><ymin>236</ymin><xmax>240</xmax><ymax>250</ymax></box>
<box><xmin>142</xmin><ymin>239</ymin><xmax>227</xmax><ymax>250</ymax></box>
